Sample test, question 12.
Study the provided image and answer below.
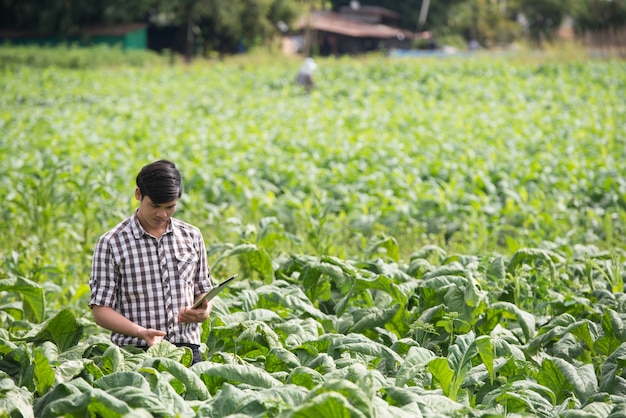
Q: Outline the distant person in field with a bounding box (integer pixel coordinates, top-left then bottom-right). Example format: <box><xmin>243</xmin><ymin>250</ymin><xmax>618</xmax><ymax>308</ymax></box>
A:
<box><xmin>296</xmin><ymin>57</ymin><xmax>317</xmax><ymax>92</ymax></box>
<box><xmin>89</xmin><ymin>160</ymin><xmax>213</xmax><ymax>365</ymax></box>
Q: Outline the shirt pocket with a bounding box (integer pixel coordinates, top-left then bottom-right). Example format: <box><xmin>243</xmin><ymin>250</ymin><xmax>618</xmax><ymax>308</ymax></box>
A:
<box><xmin>175</xmin><ymin>250</ymin><xmax>199</xmax><ymax>284</ymax></box>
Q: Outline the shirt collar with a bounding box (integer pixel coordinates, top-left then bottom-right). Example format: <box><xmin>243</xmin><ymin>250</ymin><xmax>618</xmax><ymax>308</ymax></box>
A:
<box><xmin>131</xmin><ymin>210</ymin><xmax>174</xmax><ymax>239</ymax></box>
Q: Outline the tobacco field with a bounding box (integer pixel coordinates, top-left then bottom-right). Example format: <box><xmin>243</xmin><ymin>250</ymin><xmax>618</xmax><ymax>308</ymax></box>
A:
<box><xmin>1</xmin><ymin>51</ymin><xmax>626</xmax><ymax>417</ymax></box>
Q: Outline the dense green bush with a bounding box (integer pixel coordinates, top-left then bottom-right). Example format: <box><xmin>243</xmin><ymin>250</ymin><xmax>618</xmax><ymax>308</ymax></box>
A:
<box><xmin>0</xmin><ymin>44</ymin><xmax>167</xmax><ymax>69</ymax></box>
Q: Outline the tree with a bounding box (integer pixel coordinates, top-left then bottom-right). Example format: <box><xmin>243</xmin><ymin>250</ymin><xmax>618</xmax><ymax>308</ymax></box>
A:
<box><xmin>150</xmin><ymin>0</ymin><xmax>302</xmax><ymax>59</ymax></box>
<box><xmin>1</xmin><ymin>0</ymin><xmax>303</xmax><ymax>60</ymax></box>
<box><xmin>574</xmin><ymin>0</ymin><xmax>626</xmax><ymax>31</ymax></box>
<box><xmin>446</xmin><ymin>0</ymin><xmax>522</xmax><ymax>47</ymax></box>
<box><xmin>0</xmin><ymin>0</ymin><xmax>153</xmax><ymax>35</ymax></box>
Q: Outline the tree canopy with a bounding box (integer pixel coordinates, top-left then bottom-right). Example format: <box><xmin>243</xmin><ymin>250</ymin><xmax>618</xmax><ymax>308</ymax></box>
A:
<box><xmin>329</xmin><ymin>0</ymin><xmax>626</xmax><ymax>46</ymax></box>
<box><xmin>1</xmin><ymin>0</ymin><xmax>625</xmax><ymax>54</ymax></box>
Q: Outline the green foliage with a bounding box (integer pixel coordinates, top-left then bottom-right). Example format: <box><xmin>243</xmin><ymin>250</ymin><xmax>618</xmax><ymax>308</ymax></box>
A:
<box><xmin>0</xmin><ymin>44</ymin><xmax>166</xmax><ymax>69</ymax></box>
<box><xmin>0</xmin><ymin>53</ymin><xmax>625</xmax><ymax>416</ymax></box>
<box><xmin>0</xmin><ymin>0</ymin><xmax>153</xmax><ymax>35</ymax></box>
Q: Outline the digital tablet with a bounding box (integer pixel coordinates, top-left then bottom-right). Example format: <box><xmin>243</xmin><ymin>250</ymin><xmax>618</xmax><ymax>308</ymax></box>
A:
<box><xmin>191</xmin><ymin>274</ymin><xmax>238</xmax><ymax>308</ymax></box>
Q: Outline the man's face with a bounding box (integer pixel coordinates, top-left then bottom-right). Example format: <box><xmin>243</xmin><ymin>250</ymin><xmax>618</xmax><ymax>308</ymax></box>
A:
<box><xmin>135</xmin><ymin>188</ymin><xmax>178</xmax><ymax>232</ymax></box>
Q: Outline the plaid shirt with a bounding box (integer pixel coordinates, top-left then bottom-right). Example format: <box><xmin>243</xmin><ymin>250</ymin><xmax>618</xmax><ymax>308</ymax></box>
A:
<box><xmin>89</xmin><ymin>212</ymin><xmax>212</xmax><ymax>347</ymax></box>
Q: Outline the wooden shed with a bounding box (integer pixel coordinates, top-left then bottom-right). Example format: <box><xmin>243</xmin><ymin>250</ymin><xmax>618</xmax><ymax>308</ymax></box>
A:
<box><xmin>295</xmin><ymin>7</ymin><xmax>414</xmax><ymax>56</ymax></box>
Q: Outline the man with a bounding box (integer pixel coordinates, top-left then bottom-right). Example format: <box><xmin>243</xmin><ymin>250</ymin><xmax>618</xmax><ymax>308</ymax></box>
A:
<box><xmin>296</xmin><ymin>57</ymin><xmax>317</xmax><ymax>92</ymax></box>
<box><xmin>89</xmin><ymin>160</ymin><xmax>213</xmax><ymax>365</ymax></box>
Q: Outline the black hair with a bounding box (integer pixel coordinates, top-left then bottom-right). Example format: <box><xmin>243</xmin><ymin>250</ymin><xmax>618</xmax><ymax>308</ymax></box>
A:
<box><xmin>136</xmin><ymin>160</ymin><xmax>183</xmax><ymax>204</ymax></box>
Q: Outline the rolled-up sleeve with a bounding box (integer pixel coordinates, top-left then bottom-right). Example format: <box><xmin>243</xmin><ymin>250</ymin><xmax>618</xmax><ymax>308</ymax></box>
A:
<box><xmin>194</xmin><ymin>233</ymin><xmax>213</xmax><ymax>296</ymax></box>
<box><xmin>89</xmin><ymin>236</ymin><xmax>118</xmax><ymax>308</ymax></box>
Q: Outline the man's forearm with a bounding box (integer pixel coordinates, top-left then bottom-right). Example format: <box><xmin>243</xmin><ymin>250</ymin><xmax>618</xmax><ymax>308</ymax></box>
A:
<box><xmin>92</xmin><ymin>305</ymin><xmax>144</xmax><ymax>338</ymax></box>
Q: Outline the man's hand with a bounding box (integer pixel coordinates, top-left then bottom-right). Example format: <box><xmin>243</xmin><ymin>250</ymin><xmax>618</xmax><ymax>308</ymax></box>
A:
<box><xmin>92</xmin><ymin>305</ymin><xmax>166</xmax><ymax>346</ymax></box>
<box><xmin>179</xmin><ymin>299</ymin><xmax>213</xmax><ymax>323</ymax></box>
<box><xmin>138</xmin><ymin>328</ymin><xmax>167</xmax><ymax>346</ymax></box>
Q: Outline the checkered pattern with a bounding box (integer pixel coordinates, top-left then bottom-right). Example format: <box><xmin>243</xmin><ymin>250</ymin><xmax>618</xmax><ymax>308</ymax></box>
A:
<box><xmin>89</xmin><ymin>212</ymin><xmax>212</xmax><ymax>347</ymax></box>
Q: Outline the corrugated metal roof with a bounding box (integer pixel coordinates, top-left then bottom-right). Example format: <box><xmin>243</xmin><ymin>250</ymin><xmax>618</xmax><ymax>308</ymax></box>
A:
<box><xmin>296</xmin><ymin>11</ymin><xmax>413</xmax><ymax>39</ymax></box>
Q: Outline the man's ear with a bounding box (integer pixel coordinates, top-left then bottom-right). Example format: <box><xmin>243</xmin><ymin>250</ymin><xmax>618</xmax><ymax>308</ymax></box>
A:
<box><xmin>135</xmin><ymin>187</ymin><xmax>142</xmax><ymax>201</ymax></box>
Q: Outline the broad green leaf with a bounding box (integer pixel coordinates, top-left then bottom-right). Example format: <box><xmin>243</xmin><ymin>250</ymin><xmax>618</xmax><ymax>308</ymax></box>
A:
<box><xmin>410</xmin><ymin>245</ymin><xmax>447</xmax><ymax>262</ymax></box>
<box><xmin>306</xmin><ymin>379</ymin><xmax>372</xmax><ymax>417</ymax></box>
<box><xmin>491</xmin><ymin>336</ymin><xmax>526</xmax><ymax>362</ymax></box>
<box><xmin>326</xmin><ymin>362</ymin><xmax>387</xmax><ymax>398</ymax></box>
<box><xmin>607</xmin><ymin>403</ymin><xmax>626</xmax><ymax>418</ymax></box>
<box><xmin>236</xmin><ymin>320</ymin><xmax>283</xmax><ymax>353</ymax></box>
<box><xmin>536</xmin><ymin>357</ymin><xmax>571</xmax><ymax>405</ymax></box>
<box><xmin>102</xmin><ymin>344</ymin><xmax>125</xmax><ymax>373</ymax></box>
<box><xmin>418</xmin><ymin>275</ymin><xmax>467</xmax><ymax>291</ymax></box>
<box><xmin>0</xmin><ymin>374</ymin><xmax>34</xmax><ymax>418</ymax></box>
<box><xmin>464</xmin><ymin>273</ymin><xmax>487</xmax><ymax>308</ymax></box>
<box><xmin>390</xmin><ymin>338</ymin><xmax>422</xmax><ymax>356</ymax></box>
<box><xmin>248</xmin><ymin>247</ymin><xmax>275</xmax><ymax>282</ymax></box>
<box><xmin>311</xmin><ymin>261</ymin><xmax>347</xmax><ymax>284</ymax></box>
<box><xmin>599</xmin><ymin>342</ymin><xmax>626</xmax><ymax>394</ymax></box>
<box><xmin>194</xmin><ymin>362</ymin><xmax>282</xmax><ymax>394</ymax></box>
<box><xmin>506</xmin><ymin>247</ymin><xmax>565</xmax><ymax>278</ymax></box>
<box><xmin>82</xmin><ymin>359</ymin><xmax>105</xmax><ymax>381</ymax></box>
<box><xmin>21</xmin><ymin>309</ymin><xmax>82</xmax><ymax>352</ymax></box>
<box><xmin>142</xmin><ymin>358</ymin><xmax>210</xmax><ymax>401</ymax></box>
<box><xmin>288</xmin><ymin>366</ymin><xmax>325</xmax><ymax>389</ymax></box>
<box><xmin>146</xmin><ymin>340</ymin><xmax>192</xmax><ymax>366</ymax></box>
<box><xmin>463</xmin><ymin>357</ymin><xmax>511</xmax><ymax>388</ymax></box>
<box><xmin>245</xmin><ymin>308</ymin><xmax>282</xmax><ymax>323</ymax></box>
<box><xmin>486</xmin><ymin>256</ymin><xmax>506</xmax><ymax>281</ymax></box>
<box><xmin>395</xmin><ymin>346</ymin><xmax>436</xmax><ymax>387</ymax></box>
<box><xmin>561</xmin><ymin>401</ymin><xmax>612</xmax><ymax>418</ymax></box>
<box><xmin>197</xmin><ymin>383</ymin><xmax>308</xmax><ymax>417</ymax></box>
<box><xmin>212</xmin><ymin>243</ymin><xmax>257</xmax><ymax>265</ymax></box>
<box><xmin>0</xmin><ymin>339</ymin><xmax>17</xmax><ymax>357</ymax></box>
<box><xmin>349</xmin><ymin>305</ymin><xmax>400</xmax><ymax>333</ymax></box>
<box><xmin>320</xmin><ymin>256</ymin><xmax>406</xmax><ymax>305</ymax></box>
<box><xmin>413</xmin><ymin>393</ymin><xmax>469</xmax><ymax>416</ymax></box>
<box><xmin>44</xmin><ymin>387</ymin><xmax>133</xmax><ymax>417</ymax></box>
<box><xmin>319</xmin><ymin>255</ymin><xmax>374</xmax><ymax>281</ymax></box>
<box><xmin>304</xmin><ymin>353</ymin><xmax>335</xmax><ymax>374</ymax></box>
<box><xmin>39</xmin><ymin>341</ymin><xmax>59</xmax><ymax>363</ymax></box>
<box><xmin>443</xmin><ymin>278</ymin><xmax>487</xmax><ymax>332</ymax></box>
<box><xmin>447</xmin><ymin>332</ymin><xmax>478</xmax><ymax>400</ymax></box>
<box><xmin>265</xmin><ymin>347</ymin><xmax>301</xmax><ymax>373</ymax></box>
<box><xmin>428</xmin><ymin>357</ymin><xmax>454</xmax><ymax>397</ymax></box>
<box><xmin>490</xmin><ymin>301</ymin><xmax>536</xmax><ymax>342</ymax></box>
<box><xmin>0</xmin><ymin>277</ymin><xmax>44</xmax><ymax>323</ymax></box>
<box><xmin>365</xmin><ymin>235</ymin><xmax>400</xmax><ymax>261</ymax></box>
<box><xmin>55</xmin><ymin>359</ymin><xmax>85</xmax><ymax>383</ymax></box>
<box><xmin>107</xmin><ymin>387</ymin><xmax>174</xmax><ymax>417</ymax></box>
<box><xmin>474</xmin><ymin>335</ymin><xmax>494</xmax><ymax>384</ymax></box>
<box><xmin>274</xmin><ymin>317</ymin><xmax>322</xmax><ymax>345</ymax></box>
<box><xmin>528</xmin><ymin>316</ymin><xmax>595</xmax><ymax>355</ymax></box>
<box><xmin>483</xmin><ymin>380</ymin><xmax>556</xmax><ymax>417</ymax></box>
<box><xmin>94</xmin><ymin>371</ymin><xmax>150</xmax><ymax>392</ymax></box>
<box><xmin>552</xmin><ymin>357</ymin><xmax>597</xmax><ymax>403</ymax></box>
<box><xmin>33</xmin><ymin>347</ymin><xmax>55</xmax><ymax>396</ymax></box>
<box><xmin>382</xmin><ymin>386</ymin><xmax>423</xmax><ymax>406</ymax></box>
<box><xmin>138</xmin><ymin>367</ymin><xmax>195</xmax><ymax>416</ymax></box>
<box><xmin>595</xmin><ymin>309</ymin><xmax>626</xmax><ymax>356</ymax></box>
<box><xmin>256</xmin><ymin>285</ymin><xmax>327</xmax><ymax>320</ymax></box>
<box><xmin>372</xmin><ymin>396</ymin><xmax>423</xmax><ymax>418</ymax></box>
<box><xmin>290</xmin><ymin>392</ymin><xmax>362</xmax><ymax>418</ymax></box>
<box><xmin>327</xmin><ymin>333</ymin><xmax>403</xmax><ymax>365</ymax></box>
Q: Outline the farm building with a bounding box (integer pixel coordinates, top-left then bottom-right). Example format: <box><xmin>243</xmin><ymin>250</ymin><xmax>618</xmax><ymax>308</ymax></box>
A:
<box><xmin>0</xmin><ymin>23</ymin><xmax>148</xmax><ymax>49</ymax></box>
<box><xmin>291</xmin><ymin>5</ymin><xmax>414</xmax><ymax>56</ymax></box>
